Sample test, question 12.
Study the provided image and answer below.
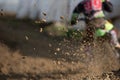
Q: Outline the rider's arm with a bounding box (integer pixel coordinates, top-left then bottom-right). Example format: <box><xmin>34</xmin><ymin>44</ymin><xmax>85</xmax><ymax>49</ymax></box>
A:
<box><xmin>71</xmin><ymin>2</ymin><xmax>84</xmax><ymax>25</ymax></box>
<box><xmin>73</xmin><ymin>2</ymin><xmax>84</xmax><ymax>13</ymax></box>
<box><xmin>102</xmin><ymin>0</ymin><xmax>113</xmax><ymax>12</ymax></box>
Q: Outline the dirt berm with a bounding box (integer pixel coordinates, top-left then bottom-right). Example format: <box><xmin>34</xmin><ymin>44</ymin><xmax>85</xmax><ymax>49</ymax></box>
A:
<box><xmin>0</xmin><ymin>16</ymin><xmax>119</xmax><ymax>80</ymax></box>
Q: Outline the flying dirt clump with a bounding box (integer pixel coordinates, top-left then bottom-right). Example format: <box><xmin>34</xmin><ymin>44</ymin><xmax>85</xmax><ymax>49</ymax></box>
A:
<box><xmin>51</xmin><ymin>36</ymin><xmax>120</xmax><ymax>76</ymax></box>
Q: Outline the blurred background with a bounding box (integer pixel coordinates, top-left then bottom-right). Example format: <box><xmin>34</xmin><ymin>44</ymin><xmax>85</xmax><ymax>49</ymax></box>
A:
<box><xmin>0</xmin><ymin>0</ymin><xmax>120</xmax><ymax>28</ymax></box>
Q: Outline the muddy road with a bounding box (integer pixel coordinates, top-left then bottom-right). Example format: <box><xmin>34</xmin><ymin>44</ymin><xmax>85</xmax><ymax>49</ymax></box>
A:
<box><xmin>0</xmin><ymin>16</ymin><xmax>119</xmax><ymax>80</ymax></box>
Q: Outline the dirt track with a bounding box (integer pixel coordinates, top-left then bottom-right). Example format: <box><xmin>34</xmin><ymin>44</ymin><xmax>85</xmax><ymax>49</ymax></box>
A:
<box><xmin>0</xmin><ymin>16</ymin><xmax>119</xmax><ymax>80</ymax></box>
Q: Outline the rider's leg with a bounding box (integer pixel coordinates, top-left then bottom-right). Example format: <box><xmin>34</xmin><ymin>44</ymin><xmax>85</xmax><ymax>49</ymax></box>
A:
<box><xmin>110</xmin><ymin>29</ymin><xmax>120</xmax><ymax>48</ymax></box>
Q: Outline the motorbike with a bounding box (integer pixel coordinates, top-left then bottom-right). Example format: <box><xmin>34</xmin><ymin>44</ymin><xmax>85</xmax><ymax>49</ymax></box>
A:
<box><xmin>69</xmin><ymin>17</ymin><xmax>120</xmax><ymax>58</ymax></box>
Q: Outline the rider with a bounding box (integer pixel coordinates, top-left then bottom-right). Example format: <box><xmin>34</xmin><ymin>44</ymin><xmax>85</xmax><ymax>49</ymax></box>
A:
<box><xmin>71</xmin><ymin>0</ymin><xmax>120</xmax><ymax>48</ymax></box>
